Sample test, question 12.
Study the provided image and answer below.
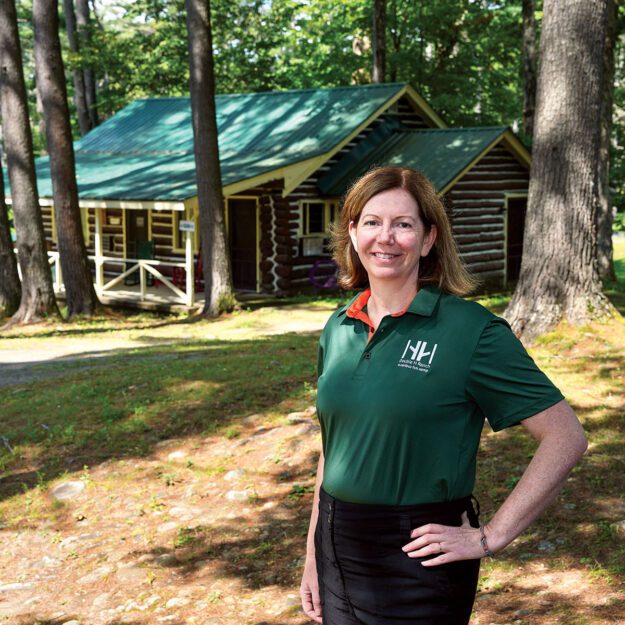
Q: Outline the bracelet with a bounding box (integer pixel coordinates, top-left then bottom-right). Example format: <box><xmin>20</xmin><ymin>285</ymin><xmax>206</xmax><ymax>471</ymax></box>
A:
<box><xmin>479</xmin><ymin>524</ymin><xmax>495</xmax><ymax>558</ymax></box>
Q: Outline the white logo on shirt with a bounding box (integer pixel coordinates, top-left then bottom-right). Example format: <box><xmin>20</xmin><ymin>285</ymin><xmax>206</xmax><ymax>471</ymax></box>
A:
<box><xmin>398</xmin><ymin>339</ymin><xmax>438</xmax><ymax>372</ymax></box>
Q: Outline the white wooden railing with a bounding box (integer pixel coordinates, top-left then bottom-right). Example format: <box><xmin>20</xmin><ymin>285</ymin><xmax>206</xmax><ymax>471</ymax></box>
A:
<box><xmin>28</xmin><ymin>250</ymin><xmax>196</xmax><ymax>307</ymax></box>
<box><xmin>90</xmin><ymin>255</ymin><xmax>194</xmax><ymax>306</ymax></box>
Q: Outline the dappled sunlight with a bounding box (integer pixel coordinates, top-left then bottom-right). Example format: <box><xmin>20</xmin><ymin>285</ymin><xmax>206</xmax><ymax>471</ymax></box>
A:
<box><xmin>0</xmin><ymin>290</ymin><xmax>624</xmax><ymax>623</ymax></box>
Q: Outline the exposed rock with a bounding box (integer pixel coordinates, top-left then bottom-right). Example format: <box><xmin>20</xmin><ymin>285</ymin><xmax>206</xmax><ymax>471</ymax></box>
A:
<box><xmin>286</xmin><ymin>411</ymin><xmax>308</xmax><ymax>423</ymax></box>
<box><xmin>155</xmin><ymin>553</ymin><xmax>178</xmax><ymax>567</ymax></box>
<box><xmin>165</xmin><ymin>596</ymin><xmax>189</xmax><ymax>608</ymax></box>
<box><xmin>225</xmin><ymin>490</ymin><xmax>251</xmax><ymax>502</ymax></box>
<box><xmin>51</xmin><ymin>481</ymin><xmax>85</xmax><ymax>501</ymax></box>
<box><xmin>167</xmin><ymin>450</ymin><xmax>187</xmax><ymax>461</ymax></box>
<box><xmin>610</xmin><ymin>519</ymin><xmax>625</xmax><ymax>535</ymax></box>
<box><xmin>157</xmin><ymin>522</ymin><xmax>178</xmax><ymax>534</ymax></box>
<box><xmin>92</xmin><ymin>593</ymin><xmax>111</xmax><ymax>608</ymax></box>
<box><xmin>0</xmin><ymin>582</ymin><xmax>34</xmax><ymax>592</ymax></box>
<box><xmin>115</xmin><ymin>566</ymin><xmax>147</xmax><ymax>584</ymax></box>
<box><xmin>168</xmin><ymin>505</ymin><xmax>201</xmax><ymax>520</ymax></box>
<box><xmin>77</xmin><ymin>565</ymin><xmax>113</xmax><ymax>585</ymax></box>
<box><xmin>224</xmin><ymin>468</ymin><xmax>246</xmax><ymax>481</ymax></box>
<box><xmin>60</xmin><ymin>533</ymin><xmax>100</xmax><ymax>549</ymax></box>
<box><xmin>295</xmin><ymin>423</ymin><xmax>320</xmax><ymax>436</ymax></box>
<box><xmin>61</xmin><ymin>620</ymin><xmax>81</xmax><ymax>625</ymax></box>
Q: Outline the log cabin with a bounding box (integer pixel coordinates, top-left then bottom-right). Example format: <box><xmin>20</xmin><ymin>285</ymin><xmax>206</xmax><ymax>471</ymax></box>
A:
<box><xmin>25</xmin><ymin>82</ymin><xmax>530</xmax><ymax>308</ymax></box>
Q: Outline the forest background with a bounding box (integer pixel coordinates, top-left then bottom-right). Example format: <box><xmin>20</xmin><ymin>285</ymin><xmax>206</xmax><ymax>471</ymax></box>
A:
<box><xmin>8</xmin><ymin>0</ymin><xmax>625</xmax><ymax>222</ymax></box>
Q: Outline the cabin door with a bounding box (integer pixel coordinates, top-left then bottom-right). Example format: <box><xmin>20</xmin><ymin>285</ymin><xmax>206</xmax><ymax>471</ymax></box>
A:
<box><xmin>227</xmin><ymin>198</ymin><xmax>258</xmax><ymax>291</ymax></box>
<box><xmin>506</xmin><ymin>197</ymin><xmax>527</xmax><ymax>284</ymax></box>
<box><xmin>126</xmin><ymin>210</ymin><xmax>150</xmax><ymax>253</ymax></box>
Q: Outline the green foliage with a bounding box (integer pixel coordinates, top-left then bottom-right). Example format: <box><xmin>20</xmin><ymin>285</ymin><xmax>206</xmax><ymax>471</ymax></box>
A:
<box><xmin>9</xmin><ymin>0</ymin><xmax>624</xmax><ymax>206</ymax></box>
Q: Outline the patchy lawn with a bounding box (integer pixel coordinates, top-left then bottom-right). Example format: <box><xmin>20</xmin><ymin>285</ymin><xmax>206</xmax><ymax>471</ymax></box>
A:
<box><xmin>0</xmin><ymin>251</ymin><xmax>624</xmax><ymax>625</ymax></box>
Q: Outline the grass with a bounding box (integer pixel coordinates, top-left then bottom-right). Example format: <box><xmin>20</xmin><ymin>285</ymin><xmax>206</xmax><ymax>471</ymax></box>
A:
<box><xmin>0</xmin><ymin>244</ymin><xmax>624</xmax><ymax>624</ymax></box>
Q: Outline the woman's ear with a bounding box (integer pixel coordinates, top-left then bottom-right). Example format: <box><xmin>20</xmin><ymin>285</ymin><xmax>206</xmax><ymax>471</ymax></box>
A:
<box><xmin>348</xmin><ymin>220</ymin><xmax>358</xmax><ymax>253</ymax></box>
<box><xmin>421</xmin><ymin>224</ymin><xmax>437</xmax><ymax>257</ymax></box>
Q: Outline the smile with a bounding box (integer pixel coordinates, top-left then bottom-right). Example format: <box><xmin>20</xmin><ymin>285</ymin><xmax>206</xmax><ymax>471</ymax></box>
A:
<box><xmin>372</xmin><ymin>252</ymin><xmax>400</xmax><ymax>260</ymax></box>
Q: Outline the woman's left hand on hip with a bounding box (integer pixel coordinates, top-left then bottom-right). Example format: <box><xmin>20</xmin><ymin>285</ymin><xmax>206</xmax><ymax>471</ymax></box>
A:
<box><xmin>401</xmin><ymin>512</ymin><xmax>484</xmax><ymax>566</ymax></box>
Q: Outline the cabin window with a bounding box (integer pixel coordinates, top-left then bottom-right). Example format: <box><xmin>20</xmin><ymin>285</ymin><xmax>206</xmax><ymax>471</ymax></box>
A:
<box><xmin>300</xmin><ymin>200</ymin><xmax>341</xmax><ymax>236</ymax></box>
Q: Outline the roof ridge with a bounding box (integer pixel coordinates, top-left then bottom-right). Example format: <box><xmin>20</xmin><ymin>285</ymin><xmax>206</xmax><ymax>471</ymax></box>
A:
<box><xmin>131</xmin><ymin>83</ymin><xmax>408</xmax><ymax>104</ymax></box>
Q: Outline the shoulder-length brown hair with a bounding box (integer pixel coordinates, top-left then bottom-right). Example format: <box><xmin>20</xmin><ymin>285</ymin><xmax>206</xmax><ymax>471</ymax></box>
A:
<box><xmin>330</xmin><ymin>166</ymin><xmax>477</xmax><ymax>296</ymax></box>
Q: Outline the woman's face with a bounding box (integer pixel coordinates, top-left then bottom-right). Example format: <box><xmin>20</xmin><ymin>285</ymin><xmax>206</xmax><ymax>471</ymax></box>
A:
<box><xmin>348</xmin><ymin>188</ymin><xmax>437</xmax><ymax>288</ymax></box>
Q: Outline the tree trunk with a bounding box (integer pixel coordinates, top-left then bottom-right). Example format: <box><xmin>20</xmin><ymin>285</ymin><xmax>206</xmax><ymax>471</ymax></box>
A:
<box><xmin>372</xmin><ymin>0</ymin><xmax>386</xmax><ymax>83</ymax></box>
<box><xmin>0</xmin><ymin>0</ymin><xmax>59</xmax><ymax>324</ymax></box>
<box><xmin>185</xmin><ymin>0</ymin><xmax>234</xmax><ymax>316</ymax></box>
<box><xmin>596</xmin><ymin>0</ymin><xmax>618</xmax><ymax>281</ymax></box>
<box><xmin>505</xmin><ymin>0</ymin><xmax>614</xmax><ymax>342</ymax></box>
<box><xmin>0</xmin><ymin>163</ymin><xmax>21</xmax><ymax>317</ymax></box>
<box><xmin>33</xmin><ymin>0</ymin><xmax>98</xmax><ymax>317</ymax></box>
<box><xmin>63</xmin><ymin>0</ymin><xmax>91</xmax><ymax>136</ymax></box>
<box><xmin>521</xmin><ymin>0</ymin><xmax>537</xmax><ymax>139</ymax></box>
<box><xmin>75</xmin><ymin>0</ymin><xmax>98</xmax><ymax>128</ymax></box>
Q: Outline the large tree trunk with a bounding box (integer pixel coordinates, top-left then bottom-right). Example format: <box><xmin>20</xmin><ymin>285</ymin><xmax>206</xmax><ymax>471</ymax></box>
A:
<box><xmin>63</xmin><ymin>0</ymin><xmax>91</xmax><ymax>136</ymax></box>
<box><xmin>33</xmin><ymin>0</ymin><xmax>98</xmax><ymax>317</ymax></box>
<box><xmin>505</xmin><ymin>0</ymin><xmax>614</xmax><ymax>342</ymax></box>
<box><xmin>521</xmin><ymin>0</ymin><xmax>537</xmax><ymax>139</ymax></box>
<box><xmin>596</xmin><ymin>0</ymin><xmax>618</xmax><ymax>281</ymax></box>
<box><xmin>0</xmin><ymin>0</ymin><xmax>59</xmax><ymax>325</ymax></box>
<box><xmin>185</xmin><ymin>0</ymin><xmax>234</xmax><ymax>316</ymax></box>
<box><xmin>75</xmin><ymin>0</ymin><xmax>98</xmax><ymax>129</ymax></box>
<box><xmin>372</xmin><ymin>0</ymin><xmax>386</xmax><ymax>83</ymax></box>
<box><xmin>0</xmin><ymin>163</ymin><xmax>21</xmax><ymax>317</ymax></box>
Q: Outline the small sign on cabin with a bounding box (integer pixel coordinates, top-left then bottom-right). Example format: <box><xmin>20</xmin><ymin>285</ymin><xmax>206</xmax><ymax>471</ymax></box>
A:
<box><xmin>179</xmin><ymin>220</ymin><xmax>195</xmax><ymax>232</ymax></box>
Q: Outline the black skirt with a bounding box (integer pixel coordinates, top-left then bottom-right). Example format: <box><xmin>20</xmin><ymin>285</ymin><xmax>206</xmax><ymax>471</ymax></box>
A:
<box><xmin>315</xmin><ymin>487</ymin><xmax>481</xmax><ymax>625</ymax></box>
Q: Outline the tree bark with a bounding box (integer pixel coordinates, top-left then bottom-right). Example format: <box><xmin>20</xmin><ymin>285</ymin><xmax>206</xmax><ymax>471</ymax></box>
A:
<box><xmin>0</xmin><ymin>162</ymin><xmax>21</xmax><ymax>317</ymax></box>
<box><xmin>0</xmin><ymin>0</ymin><xmax>59</xmax><ymax>324</ymax></box>
<box><xmin>33</xmin><ymin>0</ymin><xmax>98</xmax><ymax>317</ymax></box>
<box><xmin>596</xmin><ymin>0</ymin><xmax>618</xmax><ymax>281</ymax></box>
<box><xmin>75</xmin><ymin>0</ymin><xmax>98</xmax><ymax>129</ymax></box>
<box><xmin>63</xmin><ymin>0</ymin><xmax>91</xmax><ymax>136</ymax></box>
<box><xmin>185</xmin><ymin>0</ymin><xmax>234</xmax><ymax>316</ymax></box>
<box><xmin>372</xmin><ymin>0</ymin><xmax>386</xmax><ymax>83</ymax></box>
<box><xmin>521</xmin><ymin>0</ymin><xmax>537</xmax><ymax>139</ymax></box>
<box><xmin>505</xmin><ymin>0</ymin><xmax>615</xmax><ymax>342</ymax></box>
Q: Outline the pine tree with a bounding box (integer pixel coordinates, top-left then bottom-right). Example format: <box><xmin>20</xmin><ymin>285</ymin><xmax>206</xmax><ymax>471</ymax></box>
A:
<box><xmin>185</xmin><ymin>0</ymin><xmax>235</xmax><ymax>316</ymax></box>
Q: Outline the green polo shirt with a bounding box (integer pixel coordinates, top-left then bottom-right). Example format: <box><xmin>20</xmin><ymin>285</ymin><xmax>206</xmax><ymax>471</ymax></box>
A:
<box><xmin>316</xmin><ymin>286</ymin><xmax>564</xmax><ymax>505</ymax></box>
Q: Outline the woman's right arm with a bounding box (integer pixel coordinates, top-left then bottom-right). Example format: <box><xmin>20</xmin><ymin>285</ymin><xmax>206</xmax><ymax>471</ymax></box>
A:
<box><xmin>300</xmin><ymin>448</ymin><xmax>325</xmax><ymax>624</ymax></box>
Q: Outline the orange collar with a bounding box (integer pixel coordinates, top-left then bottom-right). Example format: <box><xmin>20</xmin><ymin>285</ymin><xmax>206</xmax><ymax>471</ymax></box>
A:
<box><xmin>346</xmin><ymin>289</ymin><xmax>410</xmax><ymax>339</ymax></box>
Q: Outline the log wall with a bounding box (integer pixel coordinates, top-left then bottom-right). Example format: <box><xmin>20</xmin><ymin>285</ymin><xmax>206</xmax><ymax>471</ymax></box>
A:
<box><xmin>447</xmin><ymin>145</ymin><xmax>529</xmax><ymax>287</ymax></box>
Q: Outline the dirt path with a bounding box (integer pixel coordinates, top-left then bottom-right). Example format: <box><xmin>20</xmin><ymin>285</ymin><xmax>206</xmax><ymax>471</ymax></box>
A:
<box><xmin>0</xmin><ymin>304</ymin><xmax>335</xmax><ymax>388</ymax></box>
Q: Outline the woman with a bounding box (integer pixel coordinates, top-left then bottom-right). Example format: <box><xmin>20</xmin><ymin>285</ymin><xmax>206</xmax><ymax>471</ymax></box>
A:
<box><xmin>300</xmin><ymin>167</ymin><xmax>587</xmax><ymax>625</ymax></box>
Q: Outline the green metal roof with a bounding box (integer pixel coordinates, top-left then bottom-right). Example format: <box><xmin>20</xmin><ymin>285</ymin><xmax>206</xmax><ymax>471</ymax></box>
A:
<box><xmin>317</xmin><ymin>126</ymin><xmax>514</xmax><ymax>196</ymax></box>
<box><xmin>29</xmin><ymin>83</ymin><xmax>408</xmax><ymax>202</ymax></box>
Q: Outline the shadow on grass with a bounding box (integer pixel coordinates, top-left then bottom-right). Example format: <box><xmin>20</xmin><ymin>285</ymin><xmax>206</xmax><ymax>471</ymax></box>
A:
<box><xmin>0</xmin><ymin>331</ymin><xmax>320</xmax><ymax>503</ymax></box>
<box><xmin>0</xmin><ymin>310</ymin><xmax>195</xmax><ymax>340</ymax></box>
